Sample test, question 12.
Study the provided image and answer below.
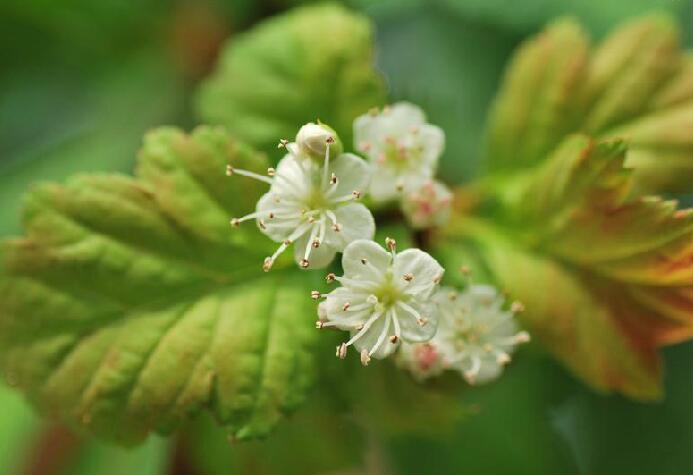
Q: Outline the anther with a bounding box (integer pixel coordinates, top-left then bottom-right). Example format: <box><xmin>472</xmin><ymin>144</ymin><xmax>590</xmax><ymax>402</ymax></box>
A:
<box><xmin>230</xmin><ymin>218</ymin><xmax>241</xmax><ymax>227</ymax></box>
<box><xmin>511</xmin><ymin>301</ymin><xmax>525</xmax><ymax>314</ymax></box>
<box><xmin>360</xmin><ymin>258</ymin><xmax>368</xmax><ymax>265</ymax></box>
<box><xmin>326</xmin><ymin>273</ymin><xmax>336</xmax><ymax>283</ymax></box>
<box><xmin>315</xmin><ymin>321</ymin><xmax>324</xmax><ymax>329</ymax></box>
<box><xmin>515</xmin><ymin>331</ymin><xmax>531</xmax><ymax>343</ymax></box>
<box><xmin>433</xmin><ymin>275</ymin><xmax>442</xmax><ymax>285</ymax></box>
<box><xmin>267</xmin><ymin>167</ymin><xmax>276</xmax><ymax>176</ymax></box>
<box><xmin>258</xmin><ymin>220</ymin><xmax>267</xmax><ymax>230</ymax></box>
<box><xmin>352</xmin><ymin>190</ymin><xmax>361</xmax><ymax>199</ymax></box>
<box><xmin>312</xmin><ymin>239</ymin><xmax>320</xmax><ymax>248</ymax></box>
<box><xmin>268</xmin><ymin>212</ymin><xmax>275</xmax><ymax>219</ymax></box>
<box><xmin>277</xmin><ymin>139</ymin><xmax>288</xmax><ymax>149</ymax></box>
<box><xmin>448</xmin><ymin>291</ymin><xmax>458</xmax><ymax>301</ymax></box>
<box><xmin>326</xmin><ymin>136</ymin><xmax>335</xmax><ymax>144</ymax></box>
<box><xmin>337</xmin><ymin>343</ymin><xmax>348</xmax><ymax>359</ymax></box>
<box><xmin>497</xmin><ymin>352</ymin><xmax>511</xmax><ymax>365</ymax></box>
<box><xmin>389</xmin><ymin>335</ymin><xmax>399</xmax><ymax>344</ymax></box>
<box><xmin>332</xmin><ymin>223</ymin><xmax>342</xmax><ymax>232</ymax></box>
<box><xmin>342</xmin><ymin>302</ymin><xmax>350</xmax><ymax>311</ymax></box>
<box><xmin>262</xmin><ymin>257</ymin><xmax>273</xmax><ymax>272</ymax></box>
<box><xmin>311</xmin><ymin>290</ymin><xmax>321</xmax><ymax>300</ymax></box>
<box><xmin>300</xmin><ymin>259</ymin><xmax>310</xmax><ymax>269</ymax></box>
<box><xmin>330</xmin><ymin>173</ymin><xmax>338</xmax><ymax>185</ymax></box>
<box><xmin>403</xmin><ymin>273</ymin><xmax>414</xmax><ymax>282</ymax></box>
<box><xmin>360</xmin><ymin>349</ymin><xmax>371</xmax><ymax>366</ymax></box>
<box><xmin>385</xmin><ymin>237</ymin><xmax>396</xmax><ymax>252</ymax></box>
<box><xmin>417</xmin><ymin>317</ymin><xmax>428</xmax><ymax>327</ymax></box>
<box><xmin>225</xmin><ymin>164</ymin><xmax>234</xmax><ymax>176</ymax></box>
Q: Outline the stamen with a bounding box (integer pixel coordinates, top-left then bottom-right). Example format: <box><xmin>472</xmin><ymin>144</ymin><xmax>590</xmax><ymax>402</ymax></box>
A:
<box><xmin>311</xmin><ymin>290</ymin><xmax>324</xmax><ymax>300</ymax></box>
<box><xmin>330</xmin><ymin>173</ymin><xmax>338</xmax><ymax>185</ymax></box>
<box><xmin>326</xmin><ymin>273</ymin><xmax>336</xmax><ymax>283</ymax></box>
<box><xmin>511</xmin><ymin>301</ymin><xmax>525</xmax><ymax>314</ymax></box>
<box><xmin>342</xmin><ymin>302</ymin><xmax>350</xmax><ymax>311</ymax></box>
<box><xmin>277</xmin><ymin>139</ymin><xmax>289</xmax><ymax>149</ymax></box>
<box><xmin>322</xmin><ymin>139</ymin><xmax>332</xmax><ymax>187</ymax></box>
<box><xmin>369</xmin><ymin>313</ymin><xmax>392</xmax><ymax>357</ymax></box>
<box><xmin>385</xmin><ymin>237</ymin><xmax>396</xmax><ymax>253</ymax></box>
<box><xmin>403</xmin><ymin>273</ymin><xmax>414</xmax><ymax>282</ymax></box>
<box><xmin>345</xmin><ymin>312</ymin><xmax>382</xmax><ymax>346</ymax></box>
<box><xmin>336</xmin><ymin>343</ymin><xmax>347</xmax><ymax>359</ymax></box>
<box><xmin>267</xmin><ymin>167</ymin><xmax>276</xmax><ymax>176</ymax></box>
<box><xmin>360</xmin><ymin>349</ymin><xmax>371</xmax><ymax>366</ymax></box>
<box><xmin>391</xmin><ymin>308</ymin><xmax>402</xmax><ymax>344</ymax></box>
<box><xmin>300</xmin><ymin>259</ymin><xmax>310</xmax><ymax>269</ymax></box>
<box><xmin>226</xmin><ymin>165</ymin><xmax>273</xmax><ymax>184</ymax></box>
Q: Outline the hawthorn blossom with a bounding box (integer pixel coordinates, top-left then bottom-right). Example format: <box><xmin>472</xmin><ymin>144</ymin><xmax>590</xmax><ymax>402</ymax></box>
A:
<box><xmin>401</xmin><ymin>179</ymin><xmax>452</xmax><ymax>229</ymax></box>
<box><xmin>228</xmin><ymin>124</ymin><xmax>374</xmax><ymax>270</ymax></box>
<box><xmin>353</xmin><ymin>102</ymin><xmax>445</xmax><ymax>202</ymax></box>
<box><xmin>398</xmin><ymin>285</ymin><xmax>530</xmax><ymax>384</ymax></box>
<box><xmin>314</xmin><ymin>238</ymin><xmax>444</xmax><ymax>365</ymax></box>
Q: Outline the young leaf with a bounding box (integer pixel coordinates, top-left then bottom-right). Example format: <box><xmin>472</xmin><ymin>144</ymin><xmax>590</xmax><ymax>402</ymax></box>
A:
<box><xmin>0</xmin><ymin>127</ymin><xmax>319</xmax><ymax>445</ymax></box>
<box><xmin>485</xmin><ymin>15</ymin><xmax>693</xmax><ymax>193</ymax></box>
<box><xmin>441</xmin><ymin>135</ymin><xmax>693</xmax><ymax>399</ymax></box>
<box><xmin>196</xmin><ymin>4</ymin><xmax>385</xmax><ymax>155</ymax></box>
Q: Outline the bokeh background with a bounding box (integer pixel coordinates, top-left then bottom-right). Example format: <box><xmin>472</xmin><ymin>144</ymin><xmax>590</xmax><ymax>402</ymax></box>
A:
<box><xmin>2</xmin><ymin>1</ymin><xmax>693</xmax><ymax>474</ymax></box>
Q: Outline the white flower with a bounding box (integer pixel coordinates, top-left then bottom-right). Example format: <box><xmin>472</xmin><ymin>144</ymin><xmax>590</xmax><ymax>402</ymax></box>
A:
<box><xmin>314</xmin><ymin>238</ymin><xmax>444</xmax><ymax>365</ymax></box>
<box><xmin>401</xmin><ymin>179</ymin><xmax>452</xmax><ymax>229</ymax></box>
<box><xmin>398</xmin><ymin>285</ymin><xmax>530</xmax><ymax>384</ymax></box>
<box><xmin>228</xmin><ymin>125</ymin><xmax>374</xmax><ymax>271</ymax></box>
<box><xmin>353</xmin><ymin>102</ymin><xmax>445</xmax><ymax>203</ymax></box>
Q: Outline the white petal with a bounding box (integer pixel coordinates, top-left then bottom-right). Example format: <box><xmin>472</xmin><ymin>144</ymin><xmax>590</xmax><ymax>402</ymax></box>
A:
<box><xmin>256</xmin><ymin>192</ymin><xmax>300</xmax><ymax>241</ymax></box>
<box><xmin>388</xmin><ymin>102</ymin><xmax>427</xmax><ymax>129</ymax></box>
<box><xmin>418</xmin><ymin>124</ymin><xmax>445</xmax><ymax>169</ymax></box>
<box><xmin>330</xmin><ymin>203</ymin><xmax>375</xmax><ymax>249</ymax></box>
<box><xmin>351</xmin><ymin>313</ymin><xmax>398</xmax><ymax>359</ymax></box>
<box><xmin>367</xmin><ymin>166</ymin><xmax>400</xmax><ymax>203</ymax></box>
<box><xmin>392</xmin><ymin>249</ymin><xmax>444</xmax><ymax>296</ymax></box>
<box><xmin>341</xmin><ymin>239</ymin><xmax>390</xmax><ymax>282</ymax></box>
<box><xmin>396</xmin><ymin>301</ymin><xmax>438</xmax><ymax>342</ymax></box>
<box><xmin>329</xmin><ymin>153</ymin><xmax>371</xmax><ymax>197</ymax></box>
<box><xmin>293</xmin><ymin>232</ymin><xmax>337</xmax><ymax>269</ymax></box>
<box><xmin>272</xmin><ymin>154</ymin><xmax>312</xmax><ymax>198</ymax></box>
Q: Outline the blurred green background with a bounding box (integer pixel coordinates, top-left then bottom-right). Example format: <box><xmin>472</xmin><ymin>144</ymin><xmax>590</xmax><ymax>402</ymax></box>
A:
<box><xmin>2</xmin><ymin>1</ymin><xmax>693</xmax><ymax>473</ymax></box>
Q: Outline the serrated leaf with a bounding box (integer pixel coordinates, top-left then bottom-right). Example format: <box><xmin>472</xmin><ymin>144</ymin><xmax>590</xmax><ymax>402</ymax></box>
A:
<box><xmin>485</xmin><ymin>15</ymin><xmax>693</xmax><ymax>193</ymax></box>
<box><xmin>442</xmin><ymin>135</ymin><xmax>693</xmax><ymax>399</ymax></box>
<box><xmin>196</xmin><ymin>3</ymin><xmax>385</xmax><ymax>155</ymax></box>
<box><xmin>0</xmin><ymin>126</ymin><xmax>319</xmax><ymax>445</ymax></box>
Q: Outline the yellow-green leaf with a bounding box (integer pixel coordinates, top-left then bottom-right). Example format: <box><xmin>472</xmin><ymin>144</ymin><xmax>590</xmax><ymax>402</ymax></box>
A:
<box><xmin>196</xmin><ymin>4</ymin><xmax>385</xmax><ymax>155</ymax></box>
<box><xmin>0</xmin><ymin>127</ymin><xmax>319</xmax><ymax>445</ymax></box>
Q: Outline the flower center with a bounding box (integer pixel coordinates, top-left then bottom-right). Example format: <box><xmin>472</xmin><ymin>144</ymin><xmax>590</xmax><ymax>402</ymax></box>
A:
<box><xmin>373</xmin><ymin>271</ymin><xmax>407</xmax><ymax>310</ymax></box>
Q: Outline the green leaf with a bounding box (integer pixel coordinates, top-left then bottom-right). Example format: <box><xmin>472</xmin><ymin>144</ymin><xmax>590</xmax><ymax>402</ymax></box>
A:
<box><xmin>441</xmin><ymin>135</ymin><xmax>693</xmax><ymax>399</ymax></box>
<box><xmin>0</xmin><ymin>126</ymin><xmax>319</xmax><ymax>445</ymax></box>
<box><xmin>0</xmin><ymin>383</ymin><xmax>40</xmax><ymax>475</ymax></box>
<box><xmin>196</xmin><ymin>3</ymin><xmax>386</xmax><ymax>156</ymax></box>
<box><xmin>485</xmin><ymin>15</ymin><xmax>693</xmax><ymax>193</ymax></box>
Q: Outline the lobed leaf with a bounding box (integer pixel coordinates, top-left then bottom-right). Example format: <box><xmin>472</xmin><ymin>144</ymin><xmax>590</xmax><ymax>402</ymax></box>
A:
<box><xmin>0</xmin><ymin>127</ymin><xmax>319</xmax><ymax>445</ymax></box>
<box><xmin>443</xmin><ymin>135</ymin><xmax>693</xmax><ymax>399</ymax></box>
<box><xmin>485</xmin><ymin>15</ymin><xmax>693</xmax><ymax>192</ymax></box>
<box><xmin>196</xmin><ymin>3</ymin><xmax>386</xmax><ymax>156</ymax></box>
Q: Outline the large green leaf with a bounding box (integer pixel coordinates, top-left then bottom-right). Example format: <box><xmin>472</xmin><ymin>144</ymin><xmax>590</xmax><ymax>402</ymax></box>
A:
<box><xmin>485</xmin><ymin>15</ymin><xmax>693</xmax><ymax>193</ymax></box>
<box><xmin>196</xmin><ymin>3</ymin><xmax>386</xmax><ymax>156</ymax></box>
<box><xmin>0</xmin><ymin>126</ymin><xmax>319</xmax><ymax>445</ymax></box>
<box><xmin>440</xmin><ymin>135</ymin><xmax>693</xmax><ymax>399</ymax></box>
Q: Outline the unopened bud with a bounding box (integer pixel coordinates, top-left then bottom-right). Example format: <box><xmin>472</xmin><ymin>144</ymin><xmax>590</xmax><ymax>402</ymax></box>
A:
<box><xmin>295</xmin><ymin>122</ymin><xmax>343</xmax><ymax>160</ymax></box>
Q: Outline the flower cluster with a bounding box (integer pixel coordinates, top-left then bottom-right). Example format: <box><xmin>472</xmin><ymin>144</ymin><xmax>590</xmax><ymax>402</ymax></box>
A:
<box><xmin>226</xmin><ymin>103</ymin><xmax>529</xmax><ymax>386</ymax></box>
<box><xmin>354</xmin><ymin>102</ymin><xmax>452</xmax><ymax>228</ymax></box>
<box><xmin>397</xmin><ymin>285</ymin><xmax>530</xmax><ymax>384</ymax></box>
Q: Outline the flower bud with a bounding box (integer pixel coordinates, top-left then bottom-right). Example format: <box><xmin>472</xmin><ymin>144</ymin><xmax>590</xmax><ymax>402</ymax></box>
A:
<box><xmin>296</xmin><ymin>122</ymin><xmax>343</xmax><ymax>160</ymax></box>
